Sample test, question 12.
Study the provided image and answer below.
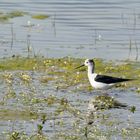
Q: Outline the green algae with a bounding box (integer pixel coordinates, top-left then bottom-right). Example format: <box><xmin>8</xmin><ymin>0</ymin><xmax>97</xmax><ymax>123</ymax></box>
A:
<box><xmin>0</xmin><ymin>10</ymin><xmax>49</xmax><ymax>23</ymax></box>
<box><xmin>0</xmin><ymin>57</ymin><xmax>39</xmax><ymax>70</ymax></box>
<box><xmin>7</xmin><ymin>11</ymin><xmax>27</xmax><ymax>18</ymax></box>
<box><xmin>0</xmin><ymin>15</ymin><xmax>9</xmax><ymax>22</ymax></box>
<box><xmin>0</xmin><ymin>109</ymin><xmax>38</xmax><ymax>120</ymax></box>
<box><xmin>31</xmin><ymin>14</ymin><xmax>49</xmax><ymax>20</ymax></box>
<box><xmin>6</xmin><ymin>131</ymin><xmax>48</xmax><ymax>140</ymax></box>
<box><xmin>0</xmin><ymin>56</ymin><xmax>139</xmax><ymax>90</ymax></box>
<box><xmin>0</xmin><ymin>11</ymin><xmax>27</xmax><ymax>22</ymax></box>
<box><xmin>129</xmin><ymin>106</ymin><xmax>136</xmax><ymax>113</ymax></box>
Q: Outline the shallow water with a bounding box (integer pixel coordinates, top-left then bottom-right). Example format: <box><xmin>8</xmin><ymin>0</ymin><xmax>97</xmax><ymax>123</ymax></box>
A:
<box><xmin>0</xmin><ymin>64</ymin><xmax>140</xmax><ymax>139</ymax></box>
<box><xmin>0</xmin><ymin>1</ymin><xmax>140</xmax><ymax>139</ymax></box>
<box><xmin>0</xmin><ymin>0</ymin><xmax>140</xmax><ymax>60</ymax></box>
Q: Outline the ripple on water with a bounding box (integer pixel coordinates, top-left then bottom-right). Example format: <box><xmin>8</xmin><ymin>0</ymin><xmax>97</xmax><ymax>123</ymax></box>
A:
<box><xmin>0</xmin><ymin>0</ymin><xmax>140</xmax><ymax>60</ymax></box>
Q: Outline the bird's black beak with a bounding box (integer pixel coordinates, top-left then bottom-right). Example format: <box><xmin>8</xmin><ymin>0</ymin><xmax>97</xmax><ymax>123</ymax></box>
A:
<box><xmin>75</xmin><ymin>64</ymin><xmax>85</xmax><ymax>69</ymax></box>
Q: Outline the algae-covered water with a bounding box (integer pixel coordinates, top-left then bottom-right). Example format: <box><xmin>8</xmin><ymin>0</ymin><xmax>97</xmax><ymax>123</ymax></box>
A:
<box><xmin>0</xmin><ymin>0</ymin><xmax>140</xmax><ymax>139</ymax></box>
<box><xmin>0</xmin><ymin>57</ymin><xmax>140</xmax><ymax>139</ymax></box>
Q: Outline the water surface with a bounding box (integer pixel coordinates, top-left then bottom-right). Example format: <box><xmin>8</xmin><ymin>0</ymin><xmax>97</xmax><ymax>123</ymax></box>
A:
<box><xmin>0</xmin><ymin>1</ymin><xmax>140</xmax><ymax>139</ymax></box>
<box><xmin>0</xmin><ymin>0</ymin><xmax>140</xmax><ymax>60</ymax></box>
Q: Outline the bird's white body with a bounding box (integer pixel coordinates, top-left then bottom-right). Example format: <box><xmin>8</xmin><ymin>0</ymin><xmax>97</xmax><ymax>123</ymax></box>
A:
<box><xmin>87</xmin><ymin>64</ymin><xmax>114</xmax><ymax>89</ymax></box>
<box><xmin>88</xmin><ymin>73</ymin><xmax>114</xmax><ymax>89</ymax></box>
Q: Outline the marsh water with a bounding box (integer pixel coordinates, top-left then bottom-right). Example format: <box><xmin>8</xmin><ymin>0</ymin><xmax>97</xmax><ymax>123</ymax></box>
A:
<box><xmin>0</xmin><ymin>0</ymin><xmax>140</xmax><ymax>60</ymax></box>
<box><xmin>0</xmin><ymin>0</ymin><xmax>140</xmax><ymax>139</ymax></box>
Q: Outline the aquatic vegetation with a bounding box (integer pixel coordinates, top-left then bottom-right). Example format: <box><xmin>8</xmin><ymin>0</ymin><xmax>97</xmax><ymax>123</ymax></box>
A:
<box><xmin>0</xmin><ymin>10</ymin><xmax>28</xmax><ymax>22</ymax></box>
<box><xmin>129</xmin><ymin>106</ymin><xmax>136</xmax><ymax>113</ymax></box>
<box><xmin>41</xmin><ymin>114</ymin><xmax>47</xmax><ymax>124</ymax></box>
<box><xmin>40</xmin><ymin>76</ymin><xmax>54</xmax><ymax>83</ymax></box>
<box><xmin>0</xmin><ymin>10</ymin><xmax>49</xmax><ymax>23</ymax></box>
<box><xmin>37</xmin><ymin>124</ymin><xmax>43</xmax><ymax>134</ymax></box>
<box><xmin>0</xmin><ymin>57</ymin><xmax>38</xmax><ymax>70</ymax></box>
<box><xmin>9</xmin><ymin>131</ymin><xmax>21</xmax><ymax>140</ymax></box>
<box><xmin>0</xmin><ymin>56</ymin><xmax>139</xmax><ymax>91</ymax></box>
<box><xmin>6</xmin><ymin>131</ymin><xmax>47</xmax><ymax>140</ymax></box>
<box><xmin>0</xmin><ymin>109</ymin><xmax>38</xmax><ymax>120</ymax></box>
<box><xmin>19</xmin><ymin>72</ymin><xmax>31</xmax><ymax>82</ymax></box>
<box><xmin>45</xmin><ymin>95</ymin><xmax>58</xmax><ymax>106</ymax></box>
<box><xmin>88</xmin><ymin>95</ymin><xmax>128</xmax><ymax>111</ymax></box>
<box><xmin>31</xmin><ymin>14</ymin><xmax>49</xmax><ymax>20</ymax></box>
<box><xmin>3</xmin><ymin>72</ymin><xmax>13</xmax><ymax>85</ymax></box>
<box><xmin>0</xmin><ymin>56</ymin><xmax>140</xmax><ymax>140</ymax></box>
<box><xmin>136</xmin><ymin>88</ymin><xmax>140</xmax><ymax>93</ymax></box>
<box><xmin>0</xmin><ymin>15</ymin><xmax>9</xmax><ymax>22</ymax></box>
<box><xmin>7</xmin><ymin>11</ymin><xmax>27</xmax><ymax>18</ymax></box>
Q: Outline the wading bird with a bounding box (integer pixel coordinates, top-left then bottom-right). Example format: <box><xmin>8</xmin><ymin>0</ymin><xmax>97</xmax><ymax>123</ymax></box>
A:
<box><xmin>75</xmin><ymin>59</ymin><xmax>132</xmax><ymax>90</ymax></box>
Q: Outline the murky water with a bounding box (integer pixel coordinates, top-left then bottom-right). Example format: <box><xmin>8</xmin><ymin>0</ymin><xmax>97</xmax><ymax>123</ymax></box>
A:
<box><xmin>0</xmin><ymin>0</ymin><xmax>140</xmax><ymax>60</ymax></box>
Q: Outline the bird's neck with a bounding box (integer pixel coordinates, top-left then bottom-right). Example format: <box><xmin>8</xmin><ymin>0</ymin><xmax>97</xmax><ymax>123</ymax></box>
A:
<box><xmin>88</xmin><ymin>65</ymin><xmax>94</xmax><ymax>75</ymax></box>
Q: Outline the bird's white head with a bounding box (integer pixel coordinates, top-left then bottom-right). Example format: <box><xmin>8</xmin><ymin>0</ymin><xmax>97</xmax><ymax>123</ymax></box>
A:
<box><xmin>84</xmin><ymin>59</ymin><xmax>95</xmax><ymax>67</ymax></box>
<box><xmin>75</xmin><ymin>59</ymin><xmax>95</xmax><ymax>72</ymax></box>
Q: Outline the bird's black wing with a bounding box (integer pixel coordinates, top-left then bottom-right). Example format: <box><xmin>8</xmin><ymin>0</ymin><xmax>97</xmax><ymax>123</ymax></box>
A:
<box><xmin>95</xmin><ymin>74</ymin><xmax>132</xmax><ymax>84</ymax></box>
